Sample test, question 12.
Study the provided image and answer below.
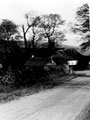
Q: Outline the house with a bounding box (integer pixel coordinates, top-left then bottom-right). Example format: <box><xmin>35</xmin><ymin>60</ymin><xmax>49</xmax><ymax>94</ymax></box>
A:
<box><xmin>51</xmin><ymin>48</ymin><xmax>87</xmax><ymax>72</ymax></box>
<box><xmin>52</xmin><ymin>48</ymin><xmax>81</xmax><ymax>64</ymax></box>
<box><xmin>17</xmin><ymin>40</ymin><xmax>90</xmax><ymax>70</ymax></box>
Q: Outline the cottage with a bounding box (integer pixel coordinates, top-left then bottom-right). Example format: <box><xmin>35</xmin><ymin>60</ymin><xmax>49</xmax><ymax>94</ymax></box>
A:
<box><xmin>25</xmin><ymin>57</ymin><xmax>50</xmax><ymax>68</ymax></box>
<box><xmin>51</xmin><ymin>48</ymin><xmax>83</xmax><ymax>73</ymax></box>
<box><xmin>52</xmin><ymin>48</ymin><xmax>80</xmax><ymax>65</ymax></box>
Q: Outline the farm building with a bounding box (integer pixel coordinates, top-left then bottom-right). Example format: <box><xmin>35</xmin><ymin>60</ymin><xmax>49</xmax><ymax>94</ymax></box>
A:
<box><xmin>52</xmin><ymin>48</ymin><xmax>81</xmax><ymax>65</ymax></box>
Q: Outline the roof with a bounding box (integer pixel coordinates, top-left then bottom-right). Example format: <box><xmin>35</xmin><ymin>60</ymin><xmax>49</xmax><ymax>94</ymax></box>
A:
<box><xmin>54</xmin><ymin>50</ymin><xmax>73</xmax><ymax>60</ymax></box>
<box><xmin>64</xmin><ymin>48</ymin><xmax>81</xmax><ymax>60</ymax></box>
<box><xmin>52</xmin><ymin>48</ymin><xmax>81</xmax><ymax>61</ymax></box>
<box><xmin>25</xmin><ymin>57</ymin><xmax>49</xmax><ymax>67</ymax></box>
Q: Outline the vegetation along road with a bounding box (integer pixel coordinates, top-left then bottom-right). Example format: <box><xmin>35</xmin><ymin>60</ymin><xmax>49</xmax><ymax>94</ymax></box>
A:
<box><xmin>0</xmin><ymin>71</ymin><xmax>90</xmax><ymax>120</ymax></box>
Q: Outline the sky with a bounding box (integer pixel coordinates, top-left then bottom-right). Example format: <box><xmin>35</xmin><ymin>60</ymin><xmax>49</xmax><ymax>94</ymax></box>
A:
<box><xmin>0</xmin><ymin>0</ymin><xmax>89</xmax><ymax>46</ymax></box>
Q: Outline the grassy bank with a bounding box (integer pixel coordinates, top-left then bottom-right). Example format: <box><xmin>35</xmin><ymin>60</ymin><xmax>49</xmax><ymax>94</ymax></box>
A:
<box><xmin>0</xmin><ymin>74</ymin><xmax>75</xmax><ymax>104</ymax></box>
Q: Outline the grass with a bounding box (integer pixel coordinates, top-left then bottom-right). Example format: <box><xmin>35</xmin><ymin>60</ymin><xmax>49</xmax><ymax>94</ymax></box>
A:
<box><xmin>0</xmin><ymin>74</ymin><xmax>75</xmax><ymax>104</ymax></box>
<box><xmin>0</xmin><ymin>85</ymin><xmax>41</xmax><ymax>104</ymax></box>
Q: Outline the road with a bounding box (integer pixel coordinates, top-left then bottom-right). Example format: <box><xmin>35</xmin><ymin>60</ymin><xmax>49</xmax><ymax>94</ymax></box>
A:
<box><xmin>0</xmin><ymin>70</ymin><xmax>90</xmax><ymax>120</ymax></box>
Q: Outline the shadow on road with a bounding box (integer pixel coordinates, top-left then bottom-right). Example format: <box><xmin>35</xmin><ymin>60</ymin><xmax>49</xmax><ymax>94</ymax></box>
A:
<box><xmin>64</xmin><ymin>81</ymin><xmax>90</xmax><ymax>87</ymax></box>
<box><xmin>62</xmin><ymin>82</ymin><xmax>90</xmax><ymax>90</ymax></box>
<box><xmin>61</xmin><ymin>72</ymin><xmax>90</xmax><ymax>89</ymax></box>
<box><xmin>74</xmin><ymin>73</ymin><xmax>90</xmax><ymax>77</ymax></box>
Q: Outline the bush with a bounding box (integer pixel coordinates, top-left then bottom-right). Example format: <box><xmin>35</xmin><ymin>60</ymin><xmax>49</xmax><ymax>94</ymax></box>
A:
<box><xmin>0</xmin><ymin>70</ymin><xmax>22</xmax><ymax>88</ymax></box>
<box><xmin>45</xmin><ymin>65</ymin><xmax>68</xmax><ymax>80</ymax></box>
<box><xmin>20</xmin><ymin>67</ymin><xmax>50</xmax><ymax>87</ymax></box>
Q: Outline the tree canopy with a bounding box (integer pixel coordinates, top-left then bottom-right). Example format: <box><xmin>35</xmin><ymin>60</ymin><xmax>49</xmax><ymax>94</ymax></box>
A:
<box><xmin>22</xmin><ymin>12</ymin><xmax>66</xmax><ymax>50</ymax></box>
<box><xmin>0</xmin><ymin>19</ymin><xmax>18</xmax><ymax>41</ymax></box>
<box><xmin>70</xmin><ymin>3</ymin><xmax>90</xmax><ymax>49</ymax></box>
<box><xmin>38</xmin><ymin>14</ymin><xmax>66</xmax><ymax>48</ymax></box>
<box><xmin>75</xmin><ymin>3</ymin><xmax>89</xmax><ymax>33</ymax></box>
<box><xmin>73</xmin><ymin>4</ymin><xmax>90</xmax><ymax>42</ymax></box>
<box><xmin>22</xmin><ymin>12</ymin><xmax>41</xmax><ymax>49</ymax></box>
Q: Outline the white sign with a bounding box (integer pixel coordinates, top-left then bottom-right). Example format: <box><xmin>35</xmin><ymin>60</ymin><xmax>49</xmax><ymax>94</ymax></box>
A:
<box><xmin>68</xmin><ymin>60</ymin><xmax>78</xmax><ymax>66</ymax></box>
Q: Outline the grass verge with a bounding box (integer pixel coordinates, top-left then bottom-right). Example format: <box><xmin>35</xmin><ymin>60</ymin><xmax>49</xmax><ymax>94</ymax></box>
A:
<box><xmin>0</xmin><ymin>74</ymin><xmax>75</xmax><ymax>104</ymax></box>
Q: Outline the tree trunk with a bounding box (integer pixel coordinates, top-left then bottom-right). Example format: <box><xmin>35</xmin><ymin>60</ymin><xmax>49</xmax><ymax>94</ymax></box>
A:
<box><xmin>22</xmin><ymin>25</ymin><xmax>28</xmax><ymax>50</ymax></box>
<box><xmin>24</xmin><ymin>33</ymin><xmax>27</xmax><ymax>50</ymax></box>
<box><xmin>32</xmin><ymin>35</ymin><xmax>35</xmax><ymax>55</ymax></box>
<box><xmin>48</xmin><ymin>38</ymin><xmax>55</xmax><ymax>49</ymax></box>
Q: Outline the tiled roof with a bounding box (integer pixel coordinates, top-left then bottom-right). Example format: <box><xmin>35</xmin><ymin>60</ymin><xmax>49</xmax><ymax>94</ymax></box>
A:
<box><xmin>52</xmin><ymin>48</ymin><xmax>82</xmax><ymax>60</ymax></box>
<box><xmin>25</xmin><ymin>57</ymin><xmax>49</xmax><ymax>67</ymax></box>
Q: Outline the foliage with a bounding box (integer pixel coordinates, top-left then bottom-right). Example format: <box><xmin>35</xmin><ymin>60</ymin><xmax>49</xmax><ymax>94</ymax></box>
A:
<box><xmin>0</xmin><ymin>19</ymin><xmax>18</xmax><ymax>41</ymax></box>
<box><xmin>71</xmin><ymin>3</ymin><xmax>90</xmax><ymax>49</ymax></box>
<box><xmin>22</xmin><ymin>12</ymin><xmax>41</xmax><ymax>49</ymax></box>
<box><xmin>0</xmin><ymin>39</ymin><xmax>23</xmax><ymax>70</ymax></box>
<box><xmin>20</xmin><ymin>67</ymin><xmax>49</xmax><ymax>87</ymax></box>
<box><xmin>22</xmin><ymin>12</ymin><xmax>66</xmax><ymax>50</ymax></box>
<box><xmin>75</xmin><ymin>3</ymin><xmax>89</xmax><ymax>34</ymax></box>
<box><xmin>0</xmin><ymin>71</ymin><xmax>15</xmax><ymax>86</ymax></box>
<box><xmin>38</xmin><ymin>14</ymin><xmax>66</xmax><ymax>48</ymax></box>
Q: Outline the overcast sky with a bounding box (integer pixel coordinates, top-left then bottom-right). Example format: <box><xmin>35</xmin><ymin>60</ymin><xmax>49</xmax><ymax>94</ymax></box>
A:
<box><xmin>0</xmin><ymin>0</ymin><xmax>89</xmax><ymax>46</ymax></box>
<box><xmin>0</xmin><ymin>0</ymin><xmax>89</xmax><ymax>23</ymax></box>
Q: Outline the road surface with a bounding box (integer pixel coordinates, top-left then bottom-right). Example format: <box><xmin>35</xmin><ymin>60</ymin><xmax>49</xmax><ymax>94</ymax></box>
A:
<box><xmin>0</xmin><ymin>70</ymin><xmax>90</xmax><ymax>120</ymax></box>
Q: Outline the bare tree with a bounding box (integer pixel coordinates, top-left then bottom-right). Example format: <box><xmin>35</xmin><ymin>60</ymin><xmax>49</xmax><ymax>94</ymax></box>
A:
<box><xmin>39</xmin><ymin>14</ymin><xmax>65</xmax><ymax>48</ymax></box>
<box><xmin>22</xmin><ymin>12</ymin><xmax>66</xmax><ymax>50</ymax></box>
<box><xmin>22</xmin><ymin>12</ymin><xmax>40</xmax><ymax>49</ymax></box>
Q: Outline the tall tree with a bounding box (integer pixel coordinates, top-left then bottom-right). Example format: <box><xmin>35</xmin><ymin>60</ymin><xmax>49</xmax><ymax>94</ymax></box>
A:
<box><xmin>75</xmin><ymin>3</ymin><xmax>89</xmax><ymax>33</ymax></box>
<box><xmin>73</xmin><ymin>3</ymin><xmax>90</xmax><ymax>48</ymax></box>
<box><xmin>22</xmin><ymin>12</ymin><xmax>66</xmax><ymax>50</ymax></box>
<box><xmin>0</xmin><ymin>19</ymin><xmax>18</xmax><ymax>41</ymax></box>
<box><xmin>39</xmin><ymin>14</ymin><xmax>66</xmax><ymax>49</ymax></box>
<box><xmin>22</xmin><ymin>12</ymin><xmax>40</xmax><ymax>49</ymax></box>
<box><xmin>71</xmin><ymin>4</ymin><xmax>90</xmax><ymax>70</ymax></box>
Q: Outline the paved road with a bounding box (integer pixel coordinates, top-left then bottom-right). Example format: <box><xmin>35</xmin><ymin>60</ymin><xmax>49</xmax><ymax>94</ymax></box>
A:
<box><xmin>0</xmin><ymin>71</ymin><xmax>90</xmax><ymax>120</ymax></box>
